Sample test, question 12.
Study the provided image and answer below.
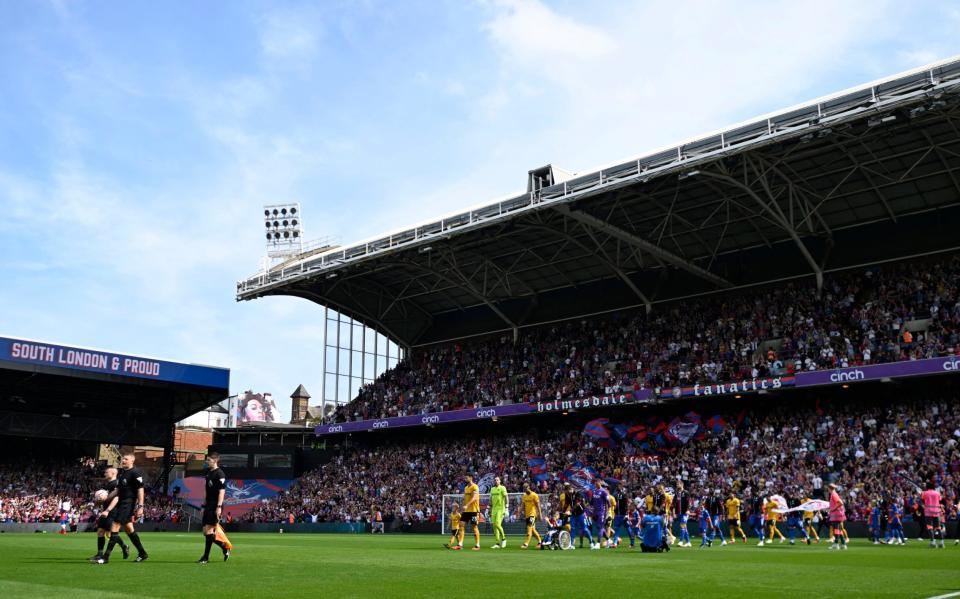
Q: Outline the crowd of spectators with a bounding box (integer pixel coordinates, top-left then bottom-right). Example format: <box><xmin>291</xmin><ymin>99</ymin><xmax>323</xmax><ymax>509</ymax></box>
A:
<box><xmin>250</xmin><ymin>395</ymin><xmax>960</xmax><ymax>525</ymax></box>
<box><xmin>331</xmin><ymin>255</ymin><xmax>960</xmax><ymax>423</ymax></box>
<box><xmin>0</xmin><ymin>456</ymin><xmax>182</xmax><ymax>524</ymax></box>
<box><xmin>0</xmin><ymin>457</ymin><xmax>100</xmax><ymax>523</ymax></box>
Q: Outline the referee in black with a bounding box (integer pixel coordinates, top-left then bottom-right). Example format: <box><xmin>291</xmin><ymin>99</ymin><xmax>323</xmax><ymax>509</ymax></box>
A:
<box><xmin>89</xmin><ymin>466</ymin><xmax>129</xmax><ymax>562</ymax></box>
<box><xmin>198</xmin><ymin>452</ymin><xmax>230</xmax><ymax>563</ymax></box>
<box><xmin>98</xmin><ymin>452</ymin><xmax>149</xmax><ymax>563</ymax></box>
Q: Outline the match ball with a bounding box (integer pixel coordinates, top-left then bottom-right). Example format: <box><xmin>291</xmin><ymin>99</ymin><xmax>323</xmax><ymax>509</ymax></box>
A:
<box><xmin>94</xmin><ymin>489</ymin><xmax>109</xmax><ymax>502</ymax></box>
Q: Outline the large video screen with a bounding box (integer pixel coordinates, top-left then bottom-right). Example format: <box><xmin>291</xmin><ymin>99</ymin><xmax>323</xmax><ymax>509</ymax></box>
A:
<box><xmin>236</xmin><ymin>393</ymin><xmax>287</xmax><ymax>424</ymax></box>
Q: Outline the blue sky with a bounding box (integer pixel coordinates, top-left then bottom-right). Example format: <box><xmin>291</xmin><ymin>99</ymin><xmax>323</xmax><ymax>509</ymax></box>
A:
<box><xmin>1</xmin><ymin>0</ymin><xmax>958</xmax><ymax>406</ymax></box>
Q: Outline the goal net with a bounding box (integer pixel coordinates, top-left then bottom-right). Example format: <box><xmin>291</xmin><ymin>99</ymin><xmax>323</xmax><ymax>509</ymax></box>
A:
<box><xmin>441</xmin><ymin>493</ymin><xmax>551</xmax><ymax>536</ymax></box>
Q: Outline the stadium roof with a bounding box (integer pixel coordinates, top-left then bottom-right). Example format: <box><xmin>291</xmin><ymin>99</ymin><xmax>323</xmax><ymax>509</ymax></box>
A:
<box><xmin>0</xmin><ymin>335</ymin><xmax>229</xmax><ymax>446</ymax></box>
<box><xmin>238</xmin><ymin>56</ymin><xmax>960</xmax><ymax>347</ymax></box>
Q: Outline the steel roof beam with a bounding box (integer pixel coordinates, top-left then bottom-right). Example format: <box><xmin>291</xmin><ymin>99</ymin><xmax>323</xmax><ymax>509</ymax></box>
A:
<box><xmin>518</xmin><ymin>223</ymin><xmax>652</xmax><ymax>312</ymax></box>
<box><xmin>554</xmin><ymin>204</ymin><xmax>732</xmax><ymax>289</ymax></box>
<box><xmin>700</xmin><ymin>169</ymin><xmax>824</xmax><ymax>290</ymax></box>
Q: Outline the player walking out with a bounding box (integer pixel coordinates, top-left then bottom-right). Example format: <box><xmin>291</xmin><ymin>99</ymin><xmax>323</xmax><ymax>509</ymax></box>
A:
<box><xmin>459</xmin><ymin>474</ymin><xmax>481</xmax><ymax>551</ymax></box>
<box><xmin>89</xmin><ymin>467</ymin><xmax>129</xmax><ymax>562</ymax></box>
<box><xmin>674</xmin><ymin>483</ymin><xmax>691</xmax><ymax>547</ymax></box>
<box><xmin>558</xmin><ymin>482</ymin><xmax>574</xmax><ymax>534</ymax></box>
<box><xmin>698</xmin><ymin>500</ymin><xmax>714</xmax><ymax>548</ymax></box>
<box><xmin>762</xmin><ymin>496</ymin><xmax>786</xmax><ymax>546</ymax></box>
<box><xmin>658</xmin><ymin>484</ymin><xmax>676</xmax><ymax>546</ymax></box>
<box><xmin>97</xmin><ymin>453</ymin><xmax>148</xmax><ymax>563</ymax></box>
<box><xmin>571</xmin><ymin>492</ymin><xmax>593</xmax><ymax>549</ymax></box>
<box><xmin>828</xmin><ymin>483</ymin><xmax>847</xmax><ymax>550</ymax></box>
<box><xmin>489</xmin><ymin>477</ymin><xmax>508</xmax><ymax>549</ymax></box>
<box><xmin>749</xmin><ymin>493</ymin><xmax>765</xmax><ymax>543</ymax></box>
<box><xmin>445</xmin><ymin>503</ymin><xmax>462</xmax><ymax>550</ymax></box>
<box><xmin>921</xmin><ymin>481</ymin><xmax>945</xmax><ymax>548</ymax></box>
<box><xmin>591</xmin><ymin>482</ymin><xmax>610</xmax><ymax>549</ymax></box>
<box><xmin>708</xmin><ymin>490</ymin><xmax>727</xmax><ymax>545</ymax></box>
<box><xmin>519</xmin><ymin>483</ymin><xmax>542</xmax><ymax>549</ymax></box>
<box><xmin>886</xmin><ymin>499</ymin><xmax>905</xmax><ymax>545</ymax></box>
<box><xmin>198</xmin><ymin>453</ymin><xmax>231</xmax><ymax>563</ymax></box>
<box><xmin>725</xmin><ymin>491</ymin><xmax>747</xmax><ymax>543</ymax></box>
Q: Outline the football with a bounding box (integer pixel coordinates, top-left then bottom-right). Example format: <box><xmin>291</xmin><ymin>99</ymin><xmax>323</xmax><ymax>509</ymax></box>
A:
<box><xmin>94</xmin><ymin>489</ymin><xmax>108</xmax><ymax>502</ymax></box>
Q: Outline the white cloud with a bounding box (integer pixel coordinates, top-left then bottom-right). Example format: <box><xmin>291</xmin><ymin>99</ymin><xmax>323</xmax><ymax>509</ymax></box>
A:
<box><xmin>485</xmin><ymin>0</ymin><xmax>616</xmax><ymax>65</ymax></box>
<box><xmin>258</xmin><ymin>8</ymin><xmax>322</xmax><ymax>70</ymax></box>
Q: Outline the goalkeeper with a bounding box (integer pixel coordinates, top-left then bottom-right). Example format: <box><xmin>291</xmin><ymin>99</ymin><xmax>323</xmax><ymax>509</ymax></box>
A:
<box><xmin>489</xmin><ymin>476</ymin><xmax>508</xmax><ymax>549</ymax></box>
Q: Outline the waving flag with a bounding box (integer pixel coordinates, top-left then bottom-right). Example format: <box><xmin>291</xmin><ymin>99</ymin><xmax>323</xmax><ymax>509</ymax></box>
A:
<box><xmin>774</xmin><ymin>499</ymin><xmax>829</xmax><ymax>514</ymax></box>
<box><xmin>666</xmin><ymin>412</ymin><xmax>702</xmax><ymax>445</ymax></box>
<box><xmin>706</xmin><ymin>415</ymin><xmax>728</xmax><ymax>435</ymax></box>
<box><xmin>560</xmin><ymin>460</ymin><xmax>600</xmax><ymax>493</ymax></box>
<box><xmin>583</xmin><ymin>418</ymin><xmax>611</xmax><ymax>439</ymax></box>
<box><xmin>611</xmin><ymin>423</ymin><xmax>629</xmax><ymax>440</ymax></box>
<box><xmin>476</xmin><ymin>472</ymin><xmax>497</xmax><ymax>493</ymax></box>
<box><xmin>627</xmin><ymin>424</ymin><xmax>647</xmax><ymax>442</ymax></box>
<box><xmin>769</xmin><ymin>495</ymin><xmax>789</xmax><ymax>511</ymax></box>
<box><xmin>526</xmin><ymin>455</ymin><xmax>551</xmax><ymax>482</ymax></box>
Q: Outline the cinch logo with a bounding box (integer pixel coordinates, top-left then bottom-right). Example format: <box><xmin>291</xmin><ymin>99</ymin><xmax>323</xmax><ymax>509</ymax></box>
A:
<box><xmin>372</xmin><ymin>420</ymin><xmax>390</xmax><ymax>429</ymax></box>
<box><xmin>830</xmin><ymin>369</ymin><xmax>865</xmax><ymax>382</ymax></box>
<box><xmin>421</xmin><ymin>415</ymin><xmax>440</xmax><ymax>424</ymax></box>
<box><xmin>944</xmin><ymin>357</ymin><xmax>960</xmax><ymax>371</ymax></box>
<box><xmin>476</xmin><ymin>409</ymin><xmax>497</xmax><ymax>418</ymax></box>
<box><xmin>327</xmin><ymin>425</ymin><xmax>343</xmax><ymax>433</ymax></box>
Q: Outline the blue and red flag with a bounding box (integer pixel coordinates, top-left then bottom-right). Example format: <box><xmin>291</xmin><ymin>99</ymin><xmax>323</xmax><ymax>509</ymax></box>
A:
<box><xmin>706</xmin><ymin>415</ymin><xmax>728</xmax><ymax>435</ymax></box>
<box><xmin>526</xmin><ymin>454</ymin><xmax>551</xmax><ymax>482</ymax></box>
<box><xmin>583</xmin><ymin>418</ymin><xmax>611</xmax><ymax>439</ymax></box>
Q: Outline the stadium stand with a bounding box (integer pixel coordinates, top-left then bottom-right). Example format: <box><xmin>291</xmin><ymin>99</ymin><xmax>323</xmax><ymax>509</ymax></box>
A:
<box><xmin>0</xmin><ymin>456</ymin><xmax>182</xmax><ymax>524</ymax></box>
<box><xmin>329</xmin><ymin>255</ymin><xmax>960</xmax><ymax>422</ymax></box>
<box><xmin>250</xmin><ymin>392</ymin><xmax>960</xmax><ymax>530</ymax></box>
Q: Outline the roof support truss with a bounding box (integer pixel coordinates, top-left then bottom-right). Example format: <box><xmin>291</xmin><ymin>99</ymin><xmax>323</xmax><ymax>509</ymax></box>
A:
<box><xmin>554</xmin><ymin>204</ymin><xmax>732</xmax><ymax>289</ymax></box>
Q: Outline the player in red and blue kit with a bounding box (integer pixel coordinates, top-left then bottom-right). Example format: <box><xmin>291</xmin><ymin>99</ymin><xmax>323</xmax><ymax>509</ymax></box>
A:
<box><xmin>698</xmin><ymin>501</ymin><xmax>714</xmax><ymax>548</ymax></box>
<box><xmin>869</xmin><ymin>502</ymin><xmax>882</xmax><ymax>544</ymax></box>
<box><xmin>748</xmin><ymin>494</ymin><xmax>765</xmax><ymax>541</ymax></box>
<box><xmin>625</xmin><ymin>503</ymin><xmax>641</xmax><ymax>549</ymax></box>
<box><xmin>886</xmin><ymin>500</ymin><xmax>905</xmax><ymax>545</ymax></box>
<box><xmin>674</xmin><ymin>483</ymin><xmax>691</xmax><ymax>547</ymax></box>
<box><xmin>611</xmin><ymin>490</ymin><xmax>632</xmax><ymax>548</ymax></box>
<box><xmin>572</xmin><ymin>493</ymin><xmax>594</xmax><ymax>549</ymax></box>
<box><xmin>707</xmin><ymin>491</ymin><xmax>726</xmax><ymax>545</ymax></box>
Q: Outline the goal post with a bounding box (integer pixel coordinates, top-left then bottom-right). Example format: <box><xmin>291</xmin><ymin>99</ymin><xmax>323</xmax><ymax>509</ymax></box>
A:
<box><xmin>441</xmin><ymin>493</ymin><xmax>550</xmax><ymax>536</ymax></box>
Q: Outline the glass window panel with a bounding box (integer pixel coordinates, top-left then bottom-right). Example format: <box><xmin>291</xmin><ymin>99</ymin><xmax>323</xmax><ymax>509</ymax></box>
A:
<box><xmin>325</xmin><ymin>349</ymin><xmax>337</xmax><ymax>372</ymax></box>
<box><xmin>338</xmin><ymin>376</ymin><xmax>351</xmax><ymax>403</ymax></box>
<box><xmin>326</xmin><ymin>319</ymin><xmax>337</xmax><ymax>344</ymax></box>
<box><xmin>363</xmin><ymin>330</ymin><xmax>374</xmax><ymax>353</ymax></box>
<box><xmin>353</xmin><ymin>325</ymin><xmax>363</xmax><ymax>350</ymax></box>
<box><xmin>351</xmin><ymin>352</ymin><xmax>363</xmax><ymax>377</ymax></box>
<box><xmin>378</xmin><ymin>335</ymin><xmax>388</xmax><ymax>359</ymax></box>
<box><xmin>339</xmin><ymin>321</ymin><xmax>351</xmax><ymax>348</ymax></box>
<box><xmin>363</xmin><ymin>352</ymin><xmax>374</xmax><ymax>379</ymax></box>
<box><xmin>339</xmin><ymin>348</ymin><xmax>351</xmax><ymax>375</ymax></box>
<box><xmin>324</xmin><ymin>374</ymin><xmax>337</xmax><ymax>402</ymax></box>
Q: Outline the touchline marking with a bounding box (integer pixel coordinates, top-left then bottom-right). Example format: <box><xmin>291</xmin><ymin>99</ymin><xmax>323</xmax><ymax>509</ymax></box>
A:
<box><xmin>926</xmin><ymin>592</ymin><xmax>960</xmax><ymax>599</ymax></box>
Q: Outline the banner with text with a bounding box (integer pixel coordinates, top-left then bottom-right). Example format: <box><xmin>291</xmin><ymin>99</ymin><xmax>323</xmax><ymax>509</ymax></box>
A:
<box><xmin>315</xmin><ymin>354</ymin><xmax>960</xmax><ymax>437</ymax></box>
<box><xmin>795</xmin><ymin>355</ymin><xmax>960</xmax><ymax>388</ymax></box>
<box><xmin>316</xmin><ymin>390</ymin><xmax>653</xmax><ymax>435</ymax></box>
<box><xmin>0</xmin><ymin>336</ymin><xmax>230</xmax><ymax>389</ymax></box>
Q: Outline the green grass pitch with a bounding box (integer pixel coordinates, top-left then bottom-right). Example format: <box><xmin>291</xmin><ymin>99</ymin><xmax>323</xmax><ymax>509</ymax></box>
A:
<box><xmin>0</xmin><ymin>533</ymin><xmax>957</xmax><ymax>598</ymax></box>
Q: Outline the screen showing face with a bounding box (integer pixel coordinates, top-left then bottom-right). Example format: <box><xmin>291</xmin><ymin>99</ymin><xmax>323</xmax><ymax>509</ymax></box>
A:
<box><xmin>237</xmin><ymin>394</ymin><xmax>286</xmax><ymax>424</ymax></box>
